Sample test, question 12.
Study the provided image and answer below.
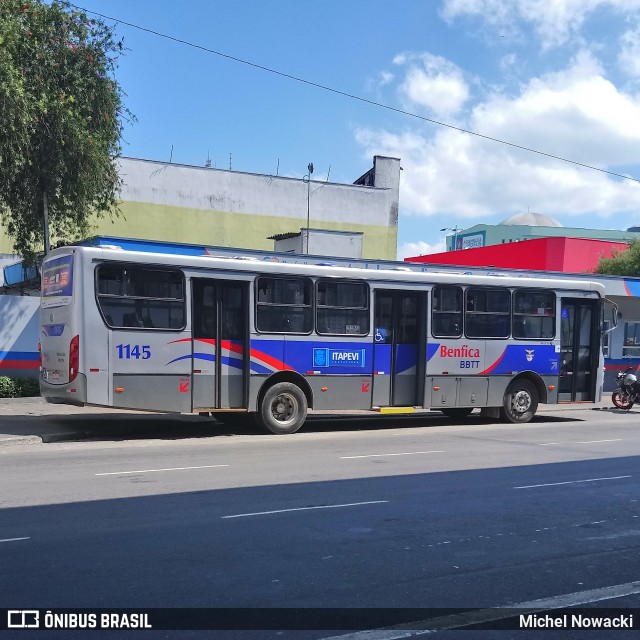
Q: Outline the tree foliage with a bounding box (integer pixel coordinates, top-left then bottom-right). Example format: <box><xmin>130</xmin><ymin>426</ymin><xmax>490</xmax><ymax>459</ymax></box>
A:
<box><xmin>594</xmin><ymin>240</ymin><xmax>640</xmax><ymax>277</ymax></box>
<box><xmin>0</xmin><ymin>0</ymin><xmax>133</xmax><ymax>264</ymax></box>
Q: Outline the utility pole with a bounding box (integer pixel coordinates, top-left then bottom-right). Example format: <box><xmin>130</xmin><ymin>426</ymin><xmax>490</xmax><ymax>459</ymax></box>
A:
<box><xmin>304</xmin><ymin>162</ymin><xmax>314</xmax><ymax>254</ymax></box>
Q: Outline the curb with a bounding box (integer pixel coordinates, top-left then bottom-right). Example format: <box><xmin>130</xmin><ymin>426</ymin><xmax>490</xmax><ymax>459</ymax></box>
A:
<box><xmin>0</xmin><ymin>435</ymin><xmax>43</xmax><ymax>447</ymax></box>
<box><xmin>0</xmin><ymin>396</ymin><xmax>619</xmax><ymax>448</ymax></box>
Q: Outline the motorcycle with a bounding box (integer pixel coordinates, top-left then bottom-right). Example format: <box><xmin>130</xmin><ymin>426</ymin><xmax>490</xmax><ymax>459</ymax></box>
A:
<box><xmin>611</xmin><ymin>367</ymin><xmax>640</xmax><ymax>410</ymax></box>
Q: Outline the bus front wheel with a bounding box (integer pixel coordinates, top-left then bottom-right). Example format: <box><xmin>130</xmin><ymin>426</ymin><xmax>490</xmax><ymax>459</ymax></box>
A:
<box><xmin>501</xmin><ymin>379</ymin><xmax>538</xmax><ymax>424</ymax></box>
<box><xmin>257</xmin><ymin>382</ymin><xmax>308</xmax><ymax>434</ymax></box>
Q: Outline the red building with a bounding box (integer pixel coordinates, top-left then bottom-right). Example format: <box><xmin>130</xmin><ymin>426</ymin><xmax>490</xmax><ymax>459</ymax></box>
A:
<box><xmin>406</xmin><ymin>236</ymin><xmax>629</xmax><ymax>273</ymax></box>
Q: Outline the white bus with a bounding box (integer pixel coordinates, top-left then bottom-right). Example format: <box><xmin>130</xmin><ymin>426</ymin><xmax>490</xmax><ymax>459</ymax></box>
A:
<box><xmin>39</xmin><ymin>245</ymin><xmax>608</xmax><ymax>434</ymax></box>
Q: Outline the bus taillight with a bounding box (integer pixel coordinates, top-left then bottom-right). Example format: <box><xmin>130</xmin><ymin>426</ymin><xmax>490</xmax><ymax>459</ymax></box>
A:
<box><xmin>69</xmin><ymin>335</ymin><xmax>79</xmax><ymax>382</ymax></box>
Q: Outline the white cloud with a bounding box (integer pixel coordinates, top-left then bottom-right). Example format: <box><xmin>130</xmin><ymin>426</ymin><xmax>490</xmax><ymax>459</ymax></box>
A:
<box><xmin>397</xmin><ymin>239</ymin><xmax>446</xmax><ymax>260</ymax></box>
<box><xmin>474</xmin><ymin>51</ymin><xmax>640</xmax><ymax>164</ymax></box>
<box><xmin>355</xmin><ymin>51</ymin><xmax>640</xmax><ymax>220</ymax></box>
<box><xmin>442</xmin><ymin>0</ymin><xmax>640</xmax><ymax>48</ymax></box>
<box><xmin>395</xmin><ymin>53</ymin><xmax>469</xmax><ymax>118</ymax></box>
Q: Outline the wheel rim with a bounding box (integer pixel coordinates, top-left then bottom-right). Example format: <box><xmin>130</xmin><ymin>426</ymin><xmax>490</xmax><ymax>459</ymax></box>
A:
<box><xmin>510</xmin><ymin>389</ymin><xmax>532</xmax><ymax>415</ymax></box>
<box><xmin>270</xmin><ymin>392</ymin><xmax>297</xmax><ymax>423</ymax></box>
<box><xmin>614</xmin><ymin>392</ymin><xmax>632</xmax><ymax>409</ymax></box>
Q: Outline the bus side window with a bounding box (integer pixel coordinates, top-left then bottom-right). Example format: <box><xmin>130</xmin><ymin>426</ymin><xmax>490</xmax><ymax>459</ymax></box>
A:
<box><xmin>432</xmin><ymin>285</ymin><xmax>462</xmax><ymax>338</ymax></box>
<box><xmin>513</xmin><ymin>290</ymin><xmax>555</xmax><ymax>340</ymax></box>
<box><xmin>255</xmin><ymin>276</ymin><xmax>312</xmax><ymax>333</ymax></box>
<box><xmin>316</xmin><ymin>279</ymin><xmax>369</xmax><ymax>336</ymax></box>
<box><xmin>96</xmin><ymin>264</ymin><xmax>185</xmax><ymax>330</ymax></box>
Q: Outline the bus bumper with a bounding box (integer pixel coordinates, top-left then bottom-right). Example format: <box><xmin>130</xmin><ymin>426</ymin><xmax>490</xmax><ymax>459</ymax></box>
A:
<box><xmin>40</xmin><ymin>373</ymin><xmax>87</xmax><ymax>406</ymax></box>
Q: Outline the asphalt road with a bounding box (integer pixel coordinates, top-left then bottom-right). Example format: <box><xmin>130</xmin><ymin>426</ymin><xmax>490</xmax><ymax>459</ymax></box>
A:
<box><xmin>2</xmin><ymin>408</ymin><xmax>640</xmax><ymax>639</ymax></box>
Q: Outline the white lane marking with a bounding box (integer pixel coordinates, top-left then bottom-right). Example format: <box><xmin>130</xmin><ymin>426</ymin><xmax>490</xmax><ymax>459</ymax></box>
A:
<box><xmin>318</xmin><ymin>580</ymin><xmax>640</xmax><ymax>640</ymax></box>
<box><xmin>0</xmin><ymin>537</ymin><xmax>30</xmax><ymax>543</ymax></box>
<box><xmin>95</xmin><ymin>464</ymin><xmax>229</xmax><ymax>476</ymax></box>
<box><xmin>538</xmin><ymin>439</ymin><xmax>622</xmax><ymax>446</ymax></box>
<box><xmin>222</xmin><ymin>500</ymin><xmax>388</xmax><ymax>519</ymax></box>
<box><xmin>340</xmin><ymin>451</ymin><xmax>445</xmax><ymax>459</ymax></box>
<box><xmin>514</xmin><ymin>475</ymin><xmax>631</xmax><ymax>489</ymax></box>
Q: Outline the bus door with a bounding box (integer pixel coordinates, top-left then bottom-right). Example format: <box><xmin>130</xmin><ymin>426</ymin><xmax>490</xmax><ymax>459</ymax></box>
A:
<box><xmin>191</xmin><ymin>279</ymin><xmax>249</xmax><ymax>410</ymax></box>
<box><xmin>559</xmin><ymin>298</ymin><xmax>599</xmax><ymax>402</ymax></box>
<box><xmin>373</xmin><ymin>291</ymin><xmax>425</xmax><ymax>407</ymax></box>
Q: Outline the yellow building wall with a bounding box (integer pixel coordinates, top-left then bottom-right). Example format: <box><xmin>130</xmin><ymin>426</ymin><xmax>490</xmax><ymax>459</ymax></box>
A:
<box><xmin>90</xmin><ymin>201</ymin><xmax>397</xmax><ymax>259</ymax></box>
<box><xmin>0</xmin><ymin>202</ymin><xmax>396</xmax><ymax>260</ymax></box>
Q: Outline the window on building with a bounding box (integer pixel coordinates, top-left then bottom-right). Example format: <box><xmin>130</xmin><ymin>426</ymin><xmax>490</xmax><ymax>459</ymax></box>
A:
<box><xmin>623</xmin><ymin>322</ymin><xmax>640</xmax><ymax>357</ymax></box>
<box><xmin>96</xmin><ymin>264</ymin><xmax>185</xmax><ymax>329</ymax></box>
<box><xmin>512</xmin><ymin>290</ymin><xmax>555</xmax><ymax>339</ymax></box>
<box><xmin>432</xmin><ymin>286</ymin><xmax>462</xmax><ymax>338</ymax></box>
<box><xmin>316</xmin><ymin>280</ymin><xmax>369</xmax><ymax>335</ymax></box>
<box><xmin>603</xmin><ymin>320</ymin><xmax>610</xmax><ymax>358</ymax></box>
<box><xmin>256</xmin><ymin>276</ymin><xmax>312</xmax><ymax>333</ymax></box>
<box><xmin>465</xmin><ymin>287</ymin><xmax>510</xmax><ymax>338</ymax></box>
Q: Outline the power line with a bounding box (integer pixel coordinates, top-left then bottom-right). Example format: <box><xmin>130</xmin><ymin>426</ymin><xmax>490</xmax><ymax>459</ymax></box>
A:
<box><xmin>71</xmin><ymin>4</ymin><xmax>640</xmax><ymax>186</ymax></box>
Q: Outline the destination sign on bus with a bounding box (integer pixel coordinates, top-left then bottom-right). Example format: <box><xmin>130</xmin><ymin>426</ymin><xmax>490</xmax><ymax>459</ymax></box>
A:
<box><xmin>41</xmin><ymin>255</ymin><xmax>74</xmax><ymax>308</ymax></box>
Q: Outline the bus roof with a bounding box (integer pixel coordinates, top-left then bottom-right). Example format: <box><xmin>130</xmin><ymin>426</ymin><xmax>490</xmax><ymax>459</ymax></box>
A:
<box><xmin>47</xmin><ymin>244</ymin><xmax>606</xmax><ymax>297</ymax></box>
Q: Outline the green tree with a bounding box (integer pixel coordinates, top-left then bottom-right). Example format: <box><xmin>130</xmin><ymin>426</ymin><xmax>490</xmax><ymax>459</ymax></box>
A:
<box><xmin>595</xmin><ymin>240</ymin><xmax>640</xmax><ymax>276</ymax></box>
<box><xmin>0</xmin><ymin>0</ymin><xmax>133</xmax><ymax>265</ymax></box>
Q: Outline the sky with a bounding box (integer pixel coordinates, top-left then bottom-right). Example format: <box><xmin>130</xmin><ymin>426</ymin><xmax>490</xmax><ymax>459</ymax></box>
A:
<box><xmin>69</xmin><ymin>0</ymin><xmax>640</xmax><ymax>259</ymax></box>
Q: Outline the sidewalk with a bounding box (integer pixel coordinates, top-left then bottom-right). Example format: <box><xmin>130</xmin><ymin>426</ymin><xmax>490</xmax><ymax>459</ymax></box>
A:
<box><xmin>0</xmin><ymin>394</ymin><xmax>618</xmax><ymax>448</ymax></box>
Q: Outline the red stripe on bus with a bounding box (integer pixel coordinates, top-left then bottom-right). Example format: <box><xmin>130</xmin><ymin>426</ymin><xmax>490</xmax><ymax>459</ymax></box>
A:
<box><xmin>480</xmin><ymin>349</ymin><xmax>506</xmax><ymax>375</ymax></box>
<box><xmin>247</xmin><ymin>346</ymin><xmax>294</xmax><ymax>371</ymax></box>
<box><xmin>221</xmin><ymin>340</ymin><xmax>243</xmax><ymax>354</ymax></box>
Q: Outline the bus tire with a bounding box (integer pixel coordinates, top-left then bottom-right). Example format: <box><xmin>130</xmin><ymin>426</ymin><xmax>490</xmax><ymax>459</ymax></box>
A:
<box><xmin>501</xmin><ymin>378</ymin><xmax>538</xmax><ymax>424</ymax></box>
<box><xmin>441</xmin><ymin>408</ymin><xmax>473</xmax><ymax>419</ymax></box>
<box><xmin>257</xmin><ymin>382</ymin><xmax>307</xmax><ymax>434</ymax></box>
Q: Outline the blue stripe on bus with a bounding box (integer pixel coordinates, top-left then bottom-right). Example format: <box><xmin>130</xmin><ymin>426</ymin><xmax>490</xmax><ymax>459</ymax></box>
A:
<box><xmin>166</xmin><ymin>353</ymin><xmax>245</xmax><ymax>369</ymax></box>
<box><xmin>167</xmin><ymin>342</ymin><xmax>561</xmax><ymax>376</ymax></box>
<box><xmin>395</xmin><ymin>344</ymin><xmax>418</xmax><ymax>374</ymax></box>
<box><xmin>220</xmin><ymin>356</ymin><xmax>243</xmax><ymax>369</ymax></box>
<box><xmin>193</xmin><ymin>353</ymin><xmax>215</xmax><ymax>363</ymax></box>
<box><xmin>483</xmin><ymin>344</ymin><xmax>559</xmax><ymax>375</ymax></box>
<box><xmin>166</xmin><ymin>353</ymin><xmax>217</xmax><ymax>365</ymax></box>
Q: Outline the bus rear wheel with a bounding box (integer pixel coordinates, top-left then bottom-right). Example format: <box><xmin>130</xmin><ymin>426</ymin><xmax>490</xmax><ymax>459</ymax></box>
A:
<box><xmin>257</xmin><ymin>382</ymin><xmax>307</xmax><ymax>434</ymax></box>
<box><xmin>501</xmin><ymin>379</ymin><xmax>538</xmax><ymax>424</ymax></box>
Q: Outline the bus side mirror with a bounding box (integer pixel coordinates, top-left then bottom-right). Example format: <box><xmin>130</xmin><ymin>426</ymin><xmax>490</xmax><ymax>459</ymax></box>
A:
<box><xmin>603</xmin><ymin>301</ymin><xmax>618</xmax><ymax>332</ymax></box>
